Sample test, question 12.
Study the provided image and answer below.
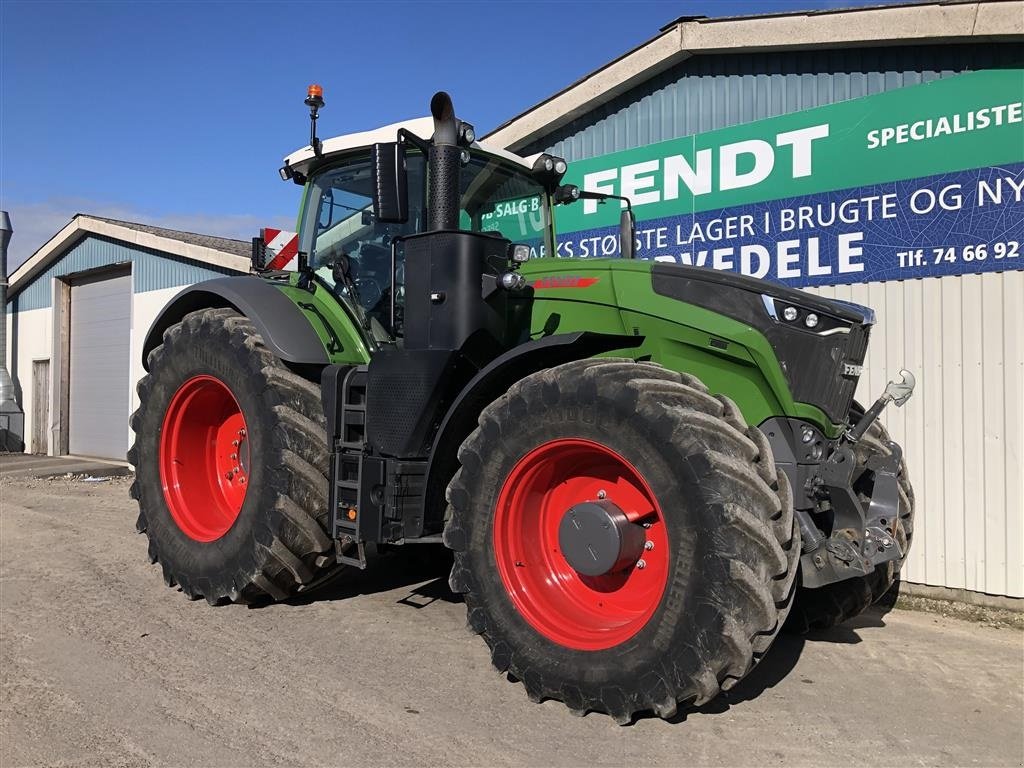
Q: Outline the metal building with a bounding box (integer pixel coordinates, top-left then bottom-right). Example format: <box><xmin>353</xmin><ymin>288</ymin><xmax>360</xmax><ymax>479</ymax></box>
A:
<box><xmin>487</xmin><ymin>1</ymin><xmax>1024</xmax><ymax>600</ymax></box>
<box><xmin>4</xmin><ymin>215</ymin><xmax>248</xmax><ymax>460</ymax></box>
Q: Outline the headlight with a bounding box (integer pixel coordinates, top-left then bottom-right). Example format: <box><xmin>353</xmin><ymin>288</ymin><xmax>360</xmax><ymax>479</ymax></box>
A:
<box><xmin>532</xmin><ymin>153</ymin><xmax>569</xmax><ymax>184</ymax></box>
<box><xmin>762</xmin><ymin>295</ymin><xmax>851</xmax><ymax>336</ymax></box>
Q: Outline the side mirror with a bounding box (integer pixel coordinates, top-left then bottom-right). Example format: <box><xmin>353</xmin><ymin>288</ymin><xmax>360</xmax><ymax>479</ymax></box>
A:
<box><xmin>372</xmin><ymin>142</ymin><xmax>409</xmax><ymax>224</ymax></box>
<box><xmin>619</xmin><ymin>209</ymin><xmax>636</xmax><ymax>260</ymax></box>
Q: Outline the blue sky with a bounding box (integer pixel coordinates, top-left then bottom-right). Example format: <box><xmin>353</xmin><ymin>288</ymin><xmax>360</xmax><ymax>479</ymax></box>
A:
<box><xmin>2</xmin><ymin>0</ymin><xmax>890</xmax><ymax>267</ymax></box>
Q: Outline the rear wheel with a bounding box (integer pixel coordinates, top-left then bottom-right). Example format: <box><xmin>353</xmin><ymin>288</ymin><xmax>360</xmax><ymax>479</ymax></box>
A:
<box><xmin>785</xmin><ymin>407</ymin><xmax>915</xmax><ymax>633</ymax></box>
<box><xmin>444</xmin><ymin>359</ymin><xmax>800</xmax><ymax>723</ymax></box>
<box><xmin>129</xmin><ymin>307</ymin><xmax>341</xmax><ymax>604</ymax></box>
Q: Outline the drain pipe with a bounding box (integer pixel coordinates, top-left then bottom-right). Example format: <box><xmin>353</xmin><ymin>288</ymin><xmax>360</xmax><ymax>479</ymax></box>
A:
<box><xmin>0</xmin><ymin>211</ymin><xmax>25</xmax><ymax>452</ymax></box>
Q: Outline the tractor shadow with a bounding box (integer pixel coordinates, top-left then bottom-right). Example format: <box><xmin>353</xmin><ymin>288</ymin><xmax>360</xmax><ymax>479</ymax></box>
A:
<box><xmin>279</xmin><ymin>545</ymin><xmax>461</xmax><ymax>608</ymax></box>
<box><xmin>271</xmin><ymin>549</ymin><xmax>903</xmax><ymax>724</ymax></box>
<box><xmin>645</xmin><ymin>583</ymin><xmax>902</xmax><ymax>724</ymax></box>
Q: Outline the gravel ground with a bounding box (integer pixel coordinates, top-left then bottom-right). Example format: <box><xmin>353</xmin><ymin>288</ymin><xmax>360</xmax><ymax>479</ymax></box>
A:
<box><xmin>1</xmin><ymin>476</ymin><xmax>1022</xmax><ymax>768</ymax></box>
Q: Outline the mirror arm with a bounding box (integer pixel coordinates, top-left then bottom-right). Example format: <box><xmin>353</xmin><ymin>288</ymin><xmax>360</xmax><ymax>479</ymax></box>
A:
<box><xmin>577</xmin><ymin>189</ymin><xmax>633</xmax><ymax>213</ymax></box>
<box><xmin>557</xmin><ymin>186</ymin><xmax>634</xmax><ymax>213</ymax></box>
<box><xmin>556</xmin><ymin>186</ymin><xmax>637</xmax><ymax>260</ymax></box>
<box><xmin>397</xmin><ymin>128</ymin><xmax>430</xmax><ymax>154</ymax></box>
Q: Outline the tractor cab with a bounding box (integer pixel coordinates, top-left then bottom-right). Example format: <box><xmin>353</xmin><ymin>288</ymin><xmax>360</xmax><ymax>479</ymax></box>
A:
<box><xmin>296</xmin><ymin>141</ymin><xmax>552</xmax><ymax>336</ymax></box>
<box><xmin>277</xmin><ymin>92</ymin><xmax>566</xmax><ymax>341</ymax></box>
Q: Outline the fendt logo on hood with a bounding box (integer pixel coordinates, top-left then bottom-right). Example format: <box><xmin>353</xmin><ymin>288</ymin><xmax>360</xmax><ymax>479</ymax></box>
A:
<box><xmin>531</xmin><ymin>276</ymin><xmax>601</xmax><ymax>290</ymax></box>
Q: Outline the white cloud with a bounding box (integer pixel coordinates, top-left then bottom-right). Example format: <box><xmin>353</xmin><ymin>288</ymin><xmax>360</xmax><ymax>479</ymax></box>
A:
<box><xmin>1</xmin><ymin>198</ymin><xmax>293</xmax><ymax>271</ymax></box>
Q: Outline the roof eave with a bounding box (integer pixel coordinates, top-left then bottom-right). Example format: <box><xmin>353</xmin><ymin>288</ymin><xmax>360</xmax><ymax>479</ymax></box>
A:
<box><xmin>8</xmin><ymin>215</ymin><xmax>251</xmax><ymax>298</ymax></box>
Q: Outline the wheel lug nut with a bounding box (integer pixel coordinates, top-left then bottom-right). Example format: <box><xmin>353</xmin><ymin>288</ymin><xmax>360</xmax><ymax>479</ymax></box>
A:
<box><xmin>233</xmin><ymin>466</ymin><xmax>240</xmax><ymax>474</ymax></box>
<box><xmin>225</xmin><ymin>472</ymin><xmax>233</xmax><ymax>480</ymax></box>
<box><xmin>239</xmin><ymin>477</ymin><xmax>246</xmax><ymax>484</ymax></box>
<box><xmin>644</xmin><ymin>541</ymin><xmax>654</xmax><ymax>551</ymax></box>
<box><xmin>232</xmin><ymin>440</ymin><xmax>239</xmax><ymax>447</ymax></box>
<box><xmin>636</xmin><ymin>559</ymin><xmax>646</xmax><ymax>570</ymax></box>
<box><xmin>230</xmin><ymin>453</ymin><xmax>238</xmax><ymax>460</ymax></box>
<box><xmin>597</xmin><ymin>489</ymin><xmax>607</xmax><ymax>499</ymax></box>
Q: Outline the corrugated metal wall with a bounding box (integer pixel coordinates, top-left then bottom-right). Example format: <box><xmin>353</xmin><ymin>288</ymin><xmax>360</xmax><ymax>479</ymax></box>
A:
<box><xmin>524</xmin><ymin>43</ymin><xmax>1023</xmax><ymax>161</ymax></box>
<box><xmin>806</xmin><ymin>273</ymin><xmax>1024</xmax><ymax>598</ymax></box>
<box><xmin>11</xmin><ymin>235</ymin><xmax>239</xmax><ymax>311</ymax></box>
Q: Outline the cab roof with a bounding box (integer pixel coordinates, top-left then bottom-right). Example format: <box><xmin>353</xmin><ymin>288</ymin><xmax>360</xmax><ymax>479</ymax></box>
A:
<box><xmin>284</xmin><ymin>116</ymin><xmax>539</xmax><ymax>178</ymax></box>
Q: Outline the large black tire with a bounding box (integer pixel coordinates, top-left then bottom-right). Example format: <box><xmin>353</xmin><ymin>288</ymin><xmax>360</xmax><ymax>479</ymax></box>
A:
<box><xmin>129</xmin><ymin>308</ymin><xmax>341</xmax><ymax>604</ymax></box>
<box><xmin>443</xmin><ymin>359</ymin><xmax>800</xmax><ymax>723</ymax></box>
<box><xmin>785</xmin><ymin>408</ymin><xmax>915</xmax><ymax>633</ymax></box>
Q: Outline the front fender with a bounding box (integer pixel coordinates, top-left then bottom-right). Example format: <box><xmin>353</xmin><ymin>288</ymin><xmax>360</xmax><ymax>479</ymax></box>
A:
<box><xmin>421</xmin><ymin>331</ymin><xmax>643</xmax><ymax>530</ymax></box>
<box><xmin>142</xmin><ymin>276</ymin><xmax>332</xmax><ymax>370</ymax></box>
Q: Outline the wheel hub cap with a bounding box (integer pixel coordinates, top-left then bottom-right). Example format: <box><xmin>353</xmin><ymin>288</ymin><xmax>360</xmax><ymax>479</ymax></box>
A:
<box><xmin>159</xmin><ymin>375</ymin><xmax>249</xmax><ymax>542</ymax></box>
<box><xmin>558</xmin><ymin>500</ymin><xmax>646</xmax><ymax>577</ymax></box>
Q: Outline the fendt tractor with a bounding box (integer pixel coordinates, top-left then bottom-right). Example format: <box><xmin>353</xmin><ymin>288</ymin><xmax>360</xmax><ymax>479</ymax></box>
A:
<box><xmin>130</xmin><ymin>86</ymin><xmax>917</xmax><ymax>723</ymax></box>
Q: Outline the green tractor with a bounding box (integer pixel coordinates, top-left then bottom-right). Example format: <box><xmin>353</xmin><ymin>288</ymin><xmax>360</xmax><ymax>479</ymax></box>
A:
<box><xmin>130</xmin><ymin>87</ymin><xmax>916</xmax><ymax>723</ymax></box>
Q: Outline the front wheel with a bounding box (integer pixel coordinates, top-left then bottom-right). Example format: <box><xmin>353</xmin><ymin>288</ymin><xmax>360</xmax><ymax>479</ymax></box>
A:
<box><xmin>129</xmin><ymin>307</ymin><xmax>342</xmax><ymax>604</ymax></box>
<box><xmin>443</xmin><ymin>359</ymin><xmax>799</xmax><ymax>723</ymax></box>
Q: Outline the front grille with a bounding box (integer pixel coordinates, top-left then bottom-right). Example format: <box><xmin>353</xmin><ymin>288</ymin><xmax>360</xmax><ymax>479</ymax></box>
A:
<box><xmin>763</xmin><ymin>321</ymin><xmax>871</xmax><ymax>423</ymax></box>
<box><xmin>817</xmin><ymin>323</ymin><xmax>870</xmax><ymax>423</ymax></box>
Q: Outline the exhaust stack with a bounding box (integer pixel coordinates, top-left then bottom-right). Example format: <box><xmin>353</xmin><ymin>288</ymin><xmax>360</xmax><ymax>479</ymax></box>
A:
<box><xmin>428</xmin><ymin>92</ymin><xmax>461</xmax><ymax>231</ymax></box>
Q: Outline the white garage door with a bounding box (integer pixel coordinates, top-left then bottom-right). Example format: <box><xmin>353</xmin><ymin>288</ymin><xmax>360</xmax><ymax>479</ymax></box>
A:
<box><xmin>69</xmin><ymin>272</ymin><xmax>131</xmax><ymax>459</ymax></box>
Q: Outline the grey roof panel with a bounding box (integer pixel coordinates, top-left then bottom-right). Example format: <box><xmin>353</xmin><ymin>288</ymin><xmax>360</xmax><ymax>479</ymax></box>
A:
<box><xmin>82</xmin><ymin>215</ymin><xmax>251</xmax><ymax>258</ymax></box>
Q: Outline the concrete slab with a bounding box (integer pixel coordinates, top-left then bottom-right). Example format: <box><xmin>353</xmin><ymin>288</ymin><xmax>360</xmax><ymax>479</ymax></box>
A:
<box><xmin>0</xmin><ymin>453</ymin><xmax>132</xmax><ymax>480</ymax></box>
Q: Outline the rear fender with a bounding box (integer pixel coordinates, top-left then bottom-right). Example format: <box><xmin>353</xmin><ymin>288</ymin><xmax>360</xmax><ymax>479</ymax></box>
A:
<box><xmin>142</xmin><ymin>276</ymin><xmax>367</xmax><ymax>370</ymax></box>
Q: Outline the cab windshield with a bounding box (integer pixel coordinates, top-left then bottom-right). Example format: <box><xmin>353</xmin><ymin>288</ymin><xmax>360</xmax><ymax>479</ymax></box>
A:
<box><xmin>300</xmin><ymin>150</ymin><xmax>549</xmax><ymax>328</ymax></box>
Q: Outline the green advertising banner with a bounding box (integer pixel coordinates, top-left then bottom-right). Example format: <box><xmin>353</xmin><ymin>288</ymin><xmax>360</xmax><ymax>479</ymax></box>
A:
<box><xmin>545</xmin><ymin>68</ymin><xmax>1024</xmax><ymax>287</ymax></box>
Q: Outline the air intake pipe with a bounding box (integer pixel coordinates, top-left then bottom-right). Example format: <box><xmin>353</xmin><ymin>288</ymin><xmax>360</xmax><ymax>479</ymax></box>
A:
<box><xmin>428</xmin><ymin>91</ymin><xmax>461</xmax><ymax>231</ymax></box>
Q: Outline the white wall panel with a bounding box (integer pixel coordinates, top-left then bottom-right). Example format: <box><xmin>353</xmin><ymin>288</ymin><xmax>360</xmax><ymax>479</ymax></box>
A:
<box><xmin>808</xmin><ymin>271</ymin><xmax>1024</xmax><ymax>598</ymax></box>
<box><xmin>127</xmin><ymin>287</ymin><xmax>184</xmax><ymax>468</ymax></box>
<box><xmin>130</xmin><ymin>287</ymin><xmax>182</xmax><ymax>415</ymax></box>
<box><xmin>5</xmin><ymin>306</ymin><xmax>54</xmax><ymax>454</ymax></box>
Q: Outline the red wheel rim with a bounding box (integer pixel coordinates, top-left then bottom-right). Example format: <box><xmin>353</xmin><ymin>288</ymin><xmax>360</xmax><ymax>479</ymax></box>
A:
<box><xmin>159</xmin><ymin>375</ymin><xmax>250</xmax><ymax>542</ymax></box>
<box><xmin>493</xmin><ymin>438</ymin><xmax>669</xmax><ymax>651</ymax></box>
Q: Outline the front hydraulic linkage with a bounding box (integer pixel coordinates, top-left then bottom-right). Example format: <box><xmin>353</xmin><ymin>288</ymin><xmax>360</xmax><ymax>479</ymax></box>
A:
<box><xmin>802</xmin><ymin>370</ymin><xmax>917</xmax><ymax>588</ymax></box>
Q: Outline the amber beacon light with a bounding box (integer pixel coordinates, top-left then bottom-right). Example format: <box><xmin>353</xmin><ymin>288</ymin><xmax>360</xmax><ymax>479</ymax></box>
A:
<box><xmin>304</xmin><ymin>83</ymin><xmax>325</xmax><ymax>156</ymax></box>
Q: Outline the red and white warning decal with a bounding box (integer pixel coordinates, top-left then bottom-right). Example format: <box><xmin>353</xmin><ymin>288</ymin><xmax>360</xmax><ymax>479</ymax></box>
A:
<box><xmin>262</xmin><ymin>228</ymin><xmax>299</xmax><ymax>270</ymax></box>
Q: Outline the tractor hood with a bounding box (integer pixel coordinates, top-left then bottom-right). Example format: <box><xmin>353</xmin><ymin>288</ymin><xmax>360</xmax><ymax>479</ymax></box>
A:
<box><xmin>648</xmin><ymin>262</ymin><xmax>872</xmax><ymax>423</ymax></box>
<box><xmin>519</xmin><ymin>257</ymin><xmax>872</xmax><ymax>425</ymax></box>
<box><xmin>649</xmin><ymin>262</ymin><xmax>874</xmax><ymax>326</ymax></box>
